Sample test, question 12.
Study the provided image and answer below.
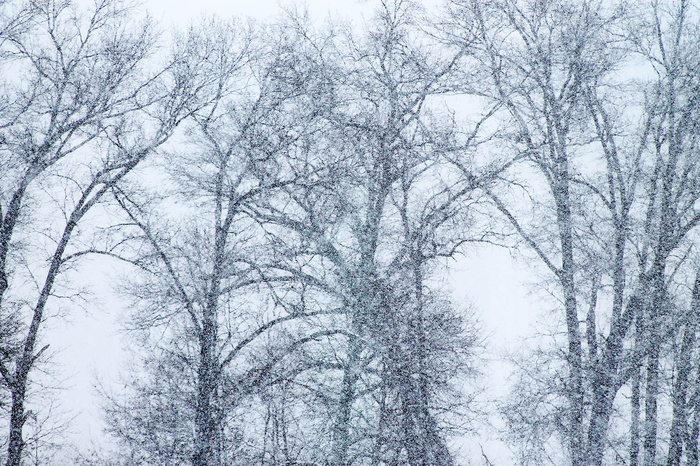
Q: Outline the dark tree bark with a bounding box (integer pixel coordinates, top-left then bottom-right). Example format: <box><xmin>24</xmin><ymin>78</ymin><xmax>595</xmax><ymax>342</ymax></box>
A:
<box><xmin>666</xmin><ymin>274</ymin><xmax>700</xmax><ymax>466</ymax></box>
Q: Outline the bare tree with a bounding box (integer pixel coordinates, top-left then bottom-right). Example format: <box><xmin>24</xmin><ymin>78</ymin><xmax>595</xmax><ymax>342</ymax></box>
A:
<box><xmin>244</xmin><ymin>2</ymin><xmax>491</xmax><ymax>464</ymax></box>
<box><xmin>623</xmin><ymin>3</ymin><xmax>700</xmax><ymax>465</ymax></box>
<box><xmin>445</xmin><ymin>1</ymin><xmax>700</xmax><ymax>465</ymax></box>
<box><xmin>9</xmin><ymin>1</ymin><xmax>699</xmax><ymax>464</ymax></box>
<box><xmin>446</xmin><ymin>0</ymin><xmax>631</xmax><ymax>464</ymax></box>
<box><xmin>89</xmin><ymin>1</ymin><xmax>700</xmax><ymax>465</ymax></box>
<box><xmin>101</xmin><ymin>17</ymin><xmax>347</xmax><ymax>465</ymax></box>
<box><xmin>0</xmin><ymin>0</ymin><xmax>215</xmax><ymax>463</ymax></box>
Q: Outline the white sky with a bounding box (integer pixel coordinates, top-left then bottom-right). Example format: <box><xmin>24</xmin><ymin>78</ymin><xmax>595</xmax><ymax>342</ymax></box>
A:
<box><xmin>50</xmin><ymin>1</ymin><xmax>540</xmax><ymax>463</ymax></box>
<box><xmin>143</xmin><ymin>0</ymin><xmax>376</xmax><ymax>26</ymax></box>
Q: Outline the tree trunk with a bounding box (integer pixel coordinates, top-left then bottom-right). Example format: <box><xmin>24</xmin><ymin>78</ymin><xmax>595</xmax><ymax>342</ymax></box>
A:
<box><xmin>193</xmin><ymin>311</ymin><xmax>221</xmax><ymax>466</ymax></box>
<box><xmin>666</xmin><ymin>326</ymin><xmax>694</xmax><ymax>466</ymax></box>
<box><xmin>331</xmin><ymin>336</ymin><xmax>361</xmax><ymax>466</ymax></box>
<box><xmin>554</xmin><ymin>174</ymin><xmax>585</xmax><ymax>466</ymax></box>
<box><xmin>666</xmin><ymin>274</ymin><xmax>700</xmax><ymax>466</ymax></box>
<box><xmin>400</xmin><ymin>373</ymin><xmax>453</xmax><ymax>466</ymax></box>
<box><xmin>5</xmin><ymin>384</ymin><xmax>27</xmax><ymax>466</ymax></box>
<box><xmin>630</xmin><ymin>365</ymin><xmax>642</xmax><ymax>466</ymax></box>
<box><xmin>4</xmin><ymin>216</ymin><xmax>75</xmax><ymax>464</ymax></box>
<box><xmin>687</xmin><ymin>384</ymin><xmax>700</xmax><ymax>466</ymax></box>
<box><xmin>643</xmin><ymin>264</ymin><xmax>668</xmax><ymax>466</ymax></box>
<box><xmin>630</xmin><ymin>305</ymin><xmax>644</xmax><ymax>466</ymax></box>
<box><xmin>643</xmin><ymin>345</ymin><xmax>660</xmax><ymax>466</ymax></box>
<box><xmin>406</xmin><ymin>252</ymin><xmax>453</xmax><ymax>466</ymax></box>
<box><xmin>586</xmin><ymin>295</ymin><xmax>638</xmax><ymax>466</ymax></box>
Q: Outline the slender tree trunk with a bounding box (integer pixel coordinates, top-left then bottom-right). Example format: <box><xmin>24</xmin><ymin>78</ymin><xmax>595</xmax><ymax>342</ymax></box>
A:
<box><xmin>630</xmin><ymin>306</ymin><xmax>643</xmax><ymax>466</ymax></box>
<box><xmin>372</xmin><ymin>384</ymin><xmax>388</xmax><ymax>466</ymax></box>
<box><xmin>630</xmin><ymin>367</ymin><xmax>642</xmax><ymax>466</ymax></box>
<box><xmin>643</xmin><ymin>37</ymin><xmax>684</xmax><ymax>456</ymax></box>
<box><xmin>331</xmin><ymin>336</ymin><xmax>361</xmax><ymax>466</ymax></box>
<box><xmin>687</xmin><ymin>386</ymin><xmax>700</xmax><ymax>466</ymax></box>
<box><xmin>564</xmin><ymin>287</ymin><xmax>584</xmax><ymax>466</ymax></box>
<box><xmin>5</xmin><ymin>383</ymin><xmax>27</xmax><ymax>466</ymax></box>
<box><xmin>554</xmin><ymin>173</ymin><xmax>585</xmax><ymax>466</ymax></box>
<box><xmin>4</xmin><ymin>214</ymin><xmax>77</xmax><ymax>464</ymax></box>
<box><xmin>685</xmin><ymin>286</ymin><xmax>700</xmax><ymax>465</ymax></box>
<box><xmin>666</xmin><ymin>327</ymin><xmax>694</xmax><ymax>466</ymax></box>
<box><xmin>666</xmin><ymin>274</ymin><xmax>700</xmax><ymax>466</ymax></box>
<box><xmin>0</xmin><ymin>180</ymin><xmax>32</xmax><ymax>312</ymax></box>
<box><xmin>394</xmin><ymin>330</ymin><xmax>452</xmax><ymax>466</ymax></box>
<box><xmin>586</xmin><ymin>296</ymin><xmax>637</xmax><ymax>466</ymax></box>
<box><xmin>643</xmin><ymin>346</ymin><xmax>660</xmax><ymax>466</ymax></box>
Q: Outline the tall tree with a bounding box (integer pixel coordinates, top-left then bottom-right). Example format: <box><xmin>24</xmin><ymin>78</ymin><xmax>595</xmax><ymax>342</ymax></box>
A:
<box><xmin>250</xmin><ymin>2</ymin><xmax>489</xmax><ymax>464</ymax></box>
<box><xmin>102</xmin><ymin>17</ymin><xmax>343</xmax><ymax>465</ymax></box>
<box><xmin>446</xmin><ymin>0</ymin><xmax>700</xmax><ymax>464</ymax></box>
<box><xmin>447</xmin><ymin>0</ymin><xmax>632</xmax><ymax>464</ymax></box>
<box><xmin>626</xmin><ymin>2</ymin><xmax>700</xmax><ymax>464</ymax></box>
<box><xmin>0</xmin><ymin>0</ymin><xmax>212</xmax><ymax>463</ymax></box>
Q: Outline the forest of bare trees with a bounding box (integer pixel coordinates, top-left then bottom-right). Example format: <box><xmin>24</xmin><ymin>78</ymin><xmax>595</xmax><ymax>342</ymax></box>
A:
<box><xmin>2</xmin><ymin>0</ymin><xmax>700</xmax><ymax>464</ymax></box>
